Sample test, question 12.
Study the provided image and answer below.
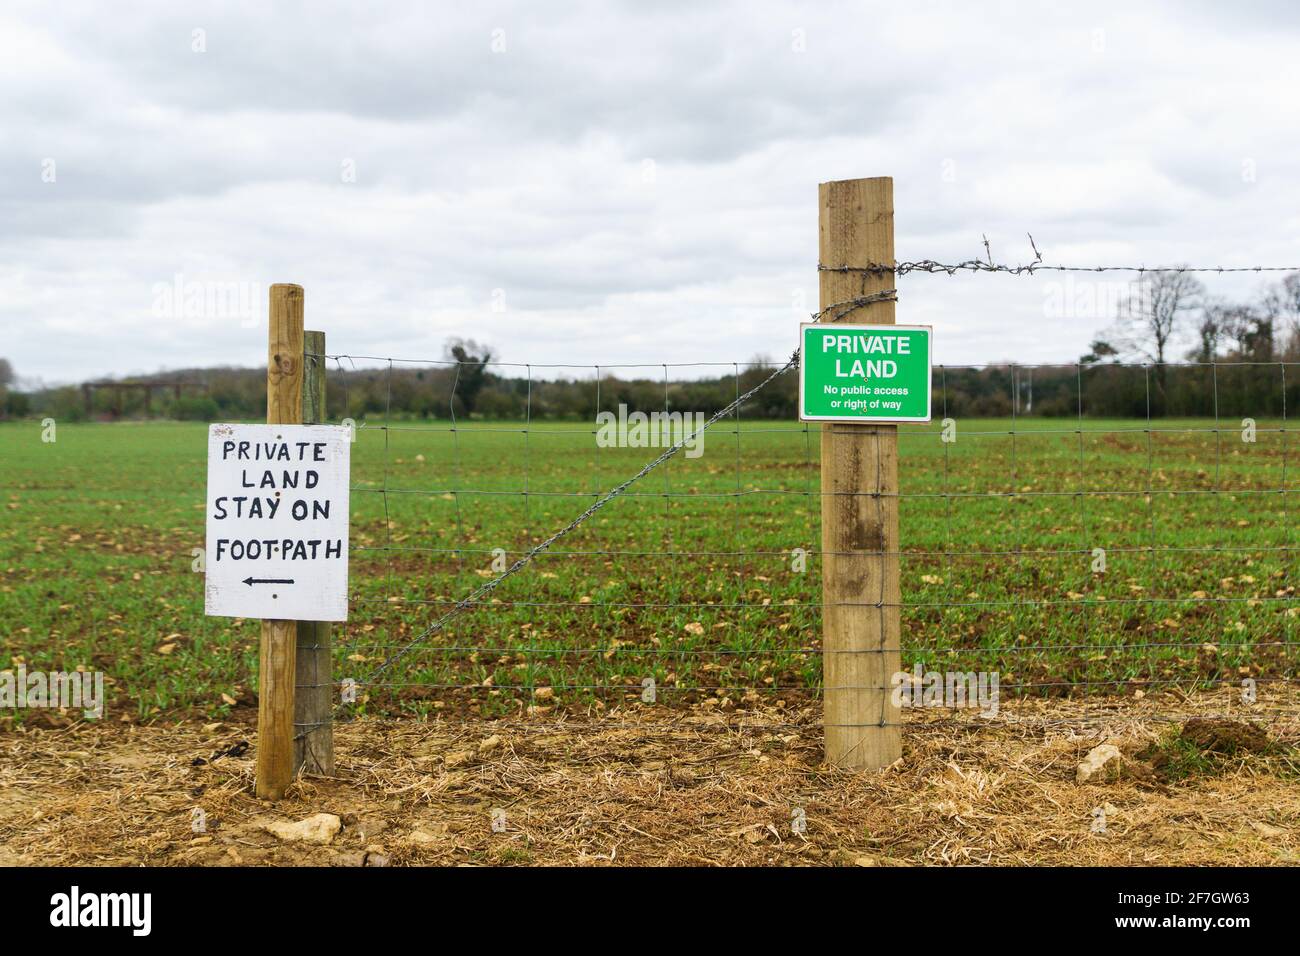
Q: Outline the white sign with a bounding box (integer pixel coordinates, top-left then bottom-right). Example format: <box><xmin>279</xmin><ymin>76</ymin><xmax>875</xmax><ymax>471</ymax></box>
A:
<box><xmin>204</xmin><ymin>423</ymin><xmax>351</xmax><ymax>621</ymax></box>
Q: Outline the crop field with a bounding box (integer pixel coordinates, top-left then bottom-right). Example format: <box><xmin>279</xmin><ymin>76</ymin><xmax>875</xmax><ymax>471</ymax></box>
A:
<box><xmin>1</xmin><ymin>416</ymin><xmax>1295</xmax><ymax>724</ymax></box>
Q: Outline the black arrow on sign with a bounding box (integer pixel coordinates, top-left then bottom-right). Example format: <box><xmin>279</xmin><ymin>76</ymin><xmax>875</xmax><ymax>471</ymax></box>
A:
<box><xmin>242</xmin><ymin>576</ymin><xmax>295</xmax><ymax>587</ymax></box>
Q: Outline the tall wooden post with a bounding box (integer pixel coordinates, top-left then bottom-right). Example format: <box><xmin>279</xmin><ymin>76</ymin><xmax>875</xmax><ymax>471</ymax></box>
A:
<box><xmin>294</xmin><ymin>329</ymin><xmax>334</xmax><ymax>776</ymax></box>
<box><xmin>819</xmin><ymin>178</ymin><xmax>902</xmax><ymax>769</ymax></box>
<box><xmin>256</xmin><ymin>283</ymin><xmax>304</xmax><ymax>799</ymax></box>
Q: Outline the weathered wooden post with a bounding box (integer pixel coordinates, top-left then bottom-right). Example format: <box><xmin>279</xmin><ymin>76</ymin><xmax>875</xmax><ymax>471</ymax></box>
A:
<box><xmin>819</xmin><ymin>178</ymin><xmax>903</xmax><ymax>769</ymax></box>
<box><xmin>255</xmin><ymin>283</ymin><xmax>304</xmax><ymax>799</ymax></box>
<box><xmin>294</xmin><ymin>328</ymin><xmax>334</xmax><ymax>776</ymax></box>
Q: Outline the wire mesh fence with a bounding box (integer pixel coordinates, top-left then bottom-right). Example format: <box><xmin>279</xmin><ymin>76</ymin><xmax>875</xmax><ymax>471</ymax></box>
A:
<box><xmin>302</xmin><ymin>347</ymin><xmax>1300</xmax><ymax>736</ymax></box>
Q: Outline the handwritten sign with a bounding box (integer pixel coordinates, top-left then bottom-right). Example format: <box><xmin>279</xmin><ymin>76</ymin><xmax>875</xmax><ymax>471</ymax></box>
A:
<box><xmin>204</xmin><ymin>423</ymin><xmax>351</xmax><ymax>621</ymax></box>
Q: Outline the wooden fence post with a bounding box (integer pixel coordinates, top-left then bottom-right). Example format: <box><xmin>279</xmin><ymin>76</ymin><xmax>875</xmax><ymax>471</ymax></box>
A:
<box><xmin>294</xmin><ymin>329</ymin><xmax>334</xmax><ymax>776</ymax></box>
<box><xmin>255</xmin><ymin>283</ymin><xmax>304</xmax><ymax>800</ymax></box>
<box><xmin>819</xmin><ymin>178</ymin><xmax>903</xmax><ymax>769</ymax></box>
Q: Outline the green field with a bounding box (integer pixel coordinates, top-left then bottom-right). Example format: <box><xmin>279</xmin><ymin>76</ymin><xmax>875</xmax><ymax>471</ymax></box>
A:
<box><xmin>1</xmin><ymin>418</ymin><xmax>1296</xmax><ymax>721</ymax></box>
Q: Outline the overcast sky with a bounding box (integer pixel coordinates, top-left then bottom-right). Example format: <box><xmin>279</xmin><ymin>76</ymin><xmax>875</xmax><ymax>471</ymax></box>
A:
<box><xmin>5</xmin><ymin>1</ymin><xmax>1300</xmax><ymax>386</ymax></box>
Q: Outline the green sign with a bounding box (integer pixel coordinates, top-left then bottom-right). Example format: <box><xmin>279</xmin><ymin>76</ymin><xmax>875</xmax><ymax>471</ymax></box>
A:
<box><xmin>799</xmin><ymin>323</ymin><xmax>932</xmax><ymax>422</ymax></box>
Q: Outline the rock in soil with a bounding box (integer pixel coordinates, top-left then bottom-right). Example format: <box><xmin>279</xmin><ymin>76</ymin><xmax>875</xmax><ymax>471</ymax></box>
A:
<box><xmin>1076</xmin><ymin>743</ymin><xmax>1124</xmax><ymax>784</ymax></box>
<box><xmin>261</xmin><ymin>813</ymin><xmax>342</xmax><ymax>845</ymax></box>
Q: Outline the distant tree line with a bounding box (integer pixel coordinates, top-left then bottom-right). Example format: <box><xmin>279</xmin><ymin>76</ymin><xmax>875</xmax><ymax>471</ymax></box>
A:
<box><xmin>1069</xmin><ymin>269</ymin><xmax>1300</xmax><ymax>417</ymax></box>
<box><xmin>4</xmin><ymin>341</ymin><xmax>802</xmax><ymax>424</ymax></box>
<box><xmin>4</xmin><ymin>272</ymin><xmax>1298</xmax><ymax>423</ymax></box>
<box><xmin>0</xmin><ymin>358</ymin><xmax>28</xmax><ymax>418</ymax></box>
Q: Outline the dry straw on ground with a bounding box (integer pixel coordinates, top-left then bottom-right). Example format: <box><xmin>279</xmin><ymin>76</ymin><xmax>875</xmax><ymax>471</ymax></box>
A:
<box><xmin>2</xmin><ymin>689</ymin><xmax>1297</xmax><ymax>866</ymax></box>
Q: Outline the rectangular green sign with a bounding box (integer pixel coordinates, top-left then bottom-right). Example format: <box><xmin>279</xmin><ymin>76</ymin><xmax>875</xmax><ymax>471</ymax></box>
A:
<box><xmin>799</xmin><ymin>323</ymin><xmax>932</xmax><ymax>422</ymax></box>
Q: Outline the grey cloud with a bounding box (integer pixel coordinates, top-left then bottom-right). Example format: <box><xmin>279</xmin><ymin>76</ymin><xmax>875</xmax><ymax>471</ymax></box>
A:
<box><xmin>3</xmin><ymin>1</ymin><xmax>1300</xmax><ymax>384</ymax></box>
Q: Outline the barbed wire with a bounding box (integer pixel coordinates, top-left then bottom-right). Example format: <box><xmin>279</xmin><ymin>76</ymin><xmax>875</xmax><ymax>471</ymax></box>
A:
<box><xmin>819</xmin><ymin>234</ymin><xmax>1300</xmax><ymax>276</ymax></box>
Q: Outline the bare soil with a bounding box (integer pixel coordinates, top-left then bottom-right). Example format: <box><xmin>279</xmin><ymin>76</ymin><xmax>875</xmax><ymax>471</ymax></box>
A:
<box><xmin>2</xmin><ymin>690</ymin><xmax>1298</xmax><ymax>867</ymax></box>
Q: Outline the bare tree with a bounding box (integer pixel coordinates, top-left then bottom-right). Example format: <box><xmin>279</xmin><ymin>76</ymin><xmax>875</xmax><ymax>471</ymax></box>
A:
<box><xmin>1240</xmin><ymin>305</ymin><xmax>1275</xmax><ymax>361</ymax></box>
<box><xmin>1261</xmin><ymin>273</ymin><xmax>1300</xmax><ymax>359</ymax></box>
<box><xmin>0</xmin><ymin>358</ymin><xmax>13</xmax><ymax>389</ymax></box>
<box><xmin>443</xmin><ymin>338</ymin><xmax>494</xmax><ymax>415</ymax></box>
<box><xmin>1188</xmin><ymin>304</ymin><xmax>1224</xmax><ymax>363</ymax></box>
<box><xmin>1080</xmin><ymin>339</ymin><xmax>1119</xmax><ymax>364</ymax></box>
<box><xmin>1107</xmin><ymin>270</ymin><xmax>1204</xmax><ymax>408</ymax></box>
